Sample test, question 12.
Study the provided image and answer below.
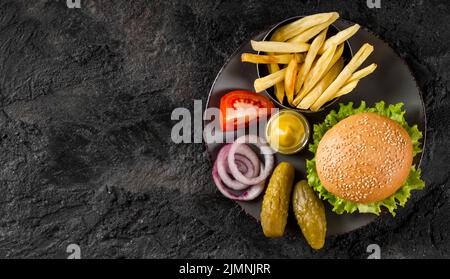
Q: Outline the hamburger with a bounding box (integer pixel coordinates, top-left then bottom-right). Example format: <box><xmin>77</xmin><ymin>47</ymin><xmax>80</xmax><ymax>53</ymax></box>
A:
<box><xmin>307</xmin><ymin>101</ymin><xmax>424</xmax><ymax>216</ymax></box>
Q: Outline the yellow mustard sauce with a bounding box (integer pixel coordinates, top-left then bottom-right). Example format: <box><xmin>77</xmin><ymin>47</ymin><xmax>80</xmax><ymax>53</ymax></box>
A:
<box><xmin>266</xmin><ymin>110</ymin><xmax>310</xmax><ymax>155</ymax></box>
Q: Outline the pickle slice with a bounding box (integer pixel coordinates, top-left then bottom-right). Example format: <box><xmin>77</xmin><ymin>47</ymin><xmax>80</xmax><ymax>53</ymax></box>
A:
<box><xmin>292</xmin><ymin>180</ymin><xmax>327</xmax><ymax>249</ymax></box>
<box><xmin>260</xmin><ymin>162</ymin><xmax>295</xmax><ymax>237</ymax></box>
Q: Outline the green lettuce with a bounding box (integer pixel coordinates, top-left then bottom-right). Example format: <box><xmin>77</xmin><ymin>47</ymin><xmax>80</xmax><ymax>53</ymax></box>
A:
<box><xmin>307</xmin><ymin>101</ymin><xmax>425</xmax><ymax>216</ymax></box>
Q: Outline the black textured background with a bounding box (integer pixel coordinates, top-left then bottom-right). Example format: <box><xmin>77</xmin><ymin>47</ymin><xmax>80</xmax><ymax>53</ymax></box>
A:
<box><xmin>0</xmin><ymin>0</ymin><xmax>449</xmax><ymax>259</ymax></box>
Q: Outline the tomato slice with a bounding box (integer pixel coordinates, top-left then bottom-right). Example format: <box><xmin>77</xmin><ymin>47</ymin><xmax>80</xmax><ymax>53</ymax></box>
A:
<box><xmin>220</xmin><ymin>90</ymin><xmax>275</xmax><ymax>131</ymax></box>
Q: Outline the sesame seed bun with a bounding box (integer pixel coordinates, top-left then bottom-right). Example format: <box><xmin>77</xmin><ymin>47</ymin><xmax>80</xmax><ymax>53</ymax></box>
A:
<box><xmin>316</xmin><ymin>112</ymin><xmax>413</xmax><ymax>204</ymax></box>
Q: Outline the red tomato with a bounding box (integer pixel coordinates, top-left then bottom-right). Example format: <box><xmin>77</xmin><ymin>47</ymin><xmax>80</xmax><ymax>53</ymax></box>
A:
<box><xmin>220</xmin><ymin>90</ymin><xmax>275</xmax><ymax>131</ymax></box>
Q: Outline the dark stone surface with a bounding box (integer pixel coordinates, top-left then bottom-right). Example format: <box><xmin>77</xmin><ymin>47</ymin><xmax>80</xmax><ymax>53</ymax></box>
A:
<box><xmin>0</xmin><ymin>0</ymin><xmax>448</xmax><ymax>259</ymax></box>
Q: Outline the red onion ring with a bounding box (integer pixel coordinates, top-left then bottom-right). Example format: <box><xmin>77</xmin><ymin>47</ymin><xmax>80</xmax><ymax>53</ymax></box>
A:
<box><xmin>217</xmin><ymin>144</ymin><xmax>261</xmax><ymax>190</ymax></box>
<box><xmin>228</xmin><ymin>135</ymin><xmax>274</xmax><ymax>185</ymax></box>
<box><xmin>212</xmin><ymin>159</ymin><xmax>265</xmax><ymax>201</ymax></box>
<box><xmin>234</xmin><ymin>154</ymin><xmax>255</xmax><ymax>177</ymax></box>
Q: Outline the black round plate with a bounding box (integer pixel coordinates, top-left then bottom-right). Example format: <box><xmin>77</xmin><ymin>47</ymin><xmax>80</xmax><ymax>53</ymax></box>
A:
<box><xmin>204</xmin><ymin>19</ymin><xmax>426</xmax><ymax>236</ymax></box>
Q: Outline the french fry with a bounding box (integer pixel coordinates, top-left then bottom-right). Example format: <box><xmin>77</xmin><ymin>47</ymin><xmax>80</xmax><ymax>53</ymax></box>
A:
<box><xmin>297</xmin><ymin>44</ymin><xmax>337</xmax><ymax>99</ymax></box>
<box><xmin>323</xmin><ymin>43</ymin><xmax>344</xmax><ymax>74</ymax></box>
<box><xmin>332</xmin><ymin>64</ymin><xmax>377</xmax><ymax>98</ymax></box>
<box><xmin>266</xmin><ymin>30</ymin><xmax>286</xmax><ymax>103</ymax></box>
<box><xmin>335</xmin><ymin>80</ymin><xmax>359</xmax><ymax>98</ymax></box>
<box><xmin>347</xmin><ymin>63</ymin><xmax>377</xmax><ymax>83</ymax></box>
<box><xmin>318</xmin><ymin>24</ymin><xmax>360</xmax><ymax>55</ymax></box>
<box><xmin>268</xmin><ymin>63</ymin><xmax>285</xmax><ymax>103</ymax></box>
<box><xmin>241</xmin><ymin>53</ymin><xmax>294</xmax><ymax>64</ymax></box>
<box><xmin>295</xmin><ymin>58</ymin><xmax>344</xmax><ymax>108</ymax></box>
<box><xmin>254</xmin><ymin>68</ymin><xmax>287</xmax><ymax>93</ymax></box>
<box><xmin>295</xmin><ymin>28</ymin><xmax>328</xmax><ymax>93</ymax></box>
<box><xmin>274</xmin><ymin>83</ymin><xmax>285</xmax><ymax>103</ymax></box>
<box><xmin>285</xmin><ymin>57</ymin><xmax>299</xmax><ymax>104</ymax></box>
<box><xmin>310</xmin><ymin>43</ymin><xmax>374</xmax><ymax>111</ymax></box>
<box><xmin>288</xmin><ymin>13</ymin><xmax>339</xmax><ymax>43</ymax></box>
<box><xmin>266</xmin><ymin>32</ymin><xmax>282</xmax><ymax>68</ymax></box>
<box><xmin>294</xmin><ymin>53</ymin><xmax>305</xmax><ymax>63</ymax></box>
<box><xmin>251</xmin><ymin>40</ymin><xmax>310</xmax><ymax>53</ymax></box>
<box><xmin>272</xmin><ymin>12</ymin><xmax>338</xmax><ymax>42</ymax></box>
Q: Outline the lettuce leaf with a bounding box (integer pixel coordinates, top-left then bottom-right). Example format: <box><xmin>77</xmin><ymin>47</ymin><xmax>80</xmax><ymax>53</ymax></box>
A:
<box><xmin>307</xmin><ymin>101</ymin><xmax>425</xmax><ymax>216</ymax></box>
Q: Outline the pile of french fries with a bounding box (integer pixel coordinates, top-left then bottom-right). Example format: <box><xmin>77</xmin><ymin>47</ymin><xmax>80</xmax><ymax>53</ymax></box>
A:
<box><xmin>241</xmin><ymin>12</ymin><xmax>377</xmax><ymax>111</ymax></box>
